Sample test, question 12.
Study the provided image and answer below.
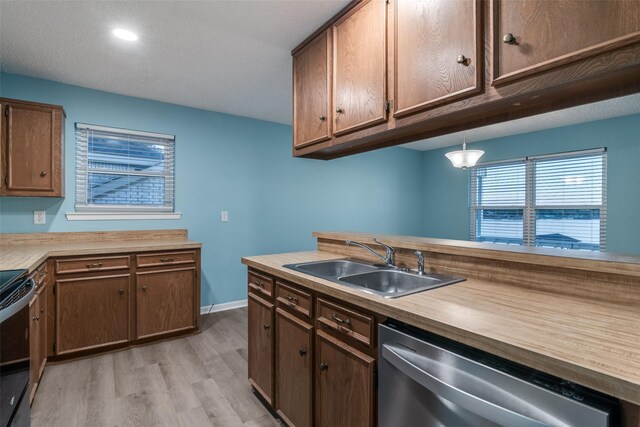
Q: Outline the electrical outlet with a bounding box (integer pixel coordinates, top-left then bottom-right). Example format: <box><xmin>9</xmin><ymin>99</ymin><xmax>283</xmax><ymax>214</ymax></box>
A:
<box><xmin>34</xmin><ymin>211</ymin><xmax>46</xmax><ymax>225</ymax></box>
<box><xmin>221</xmin><ymin>211</ymin><xmax>229</xmax><ymax>222</ymax></box>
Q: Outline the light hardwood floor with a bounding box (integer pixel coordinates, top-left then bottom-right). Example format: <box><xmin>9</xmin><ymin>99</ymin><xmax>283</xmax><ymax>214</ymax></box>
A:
<box><xmin>31</xmin><ymin>308</ymin><xmax>281</xmax><ymax>427</ymax></box>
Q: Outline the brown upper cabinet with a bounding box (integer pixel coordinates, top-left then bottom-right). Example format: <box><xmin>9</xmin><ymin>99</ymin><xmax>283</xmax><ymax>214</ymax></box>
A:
<box><xmin>394</xmin><ymin>0</ymin><xmax>482</xmax><ymax>117</ymax></box>
<box><xmin>291</xmin><ymin>0</ymin><xmax>640</xmax><ymax>159</ymax></box>
<box><xmin>0</xmin><ymin>98</ymin><xmax>65</xmax><ymax>197</ymax></box>
<box><xmin>493</xmin><ymin>0</ymin><xmax>640</xmax><ymax>85</ymax></box>
<box><xmin>332</xmin><ymin>0</ymin><xmax>388</xmax><ymax>136</ymax></box>
<box><xmin>293</xmin><ymin>30</ymin><xmax>332</xmax><ymax>149</ymax></box>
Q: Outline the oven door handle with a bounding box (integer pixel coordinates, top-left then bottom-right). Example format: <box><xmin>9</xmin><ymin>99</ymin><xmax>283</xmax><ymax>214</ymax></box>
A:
<box><xmin>382</xmin><ymin>343</ymin><xmax>563</xmax><ymax>427</ymax></box>
<box><xmin>0</xmin><ymin>279</ymin><xmax>36</xmax><ymax>323</ymax></box>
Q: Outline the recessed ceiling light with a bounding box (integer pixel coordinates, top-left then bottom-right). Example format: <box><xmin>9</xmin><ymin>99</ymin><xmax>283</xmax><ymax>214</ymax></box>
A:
<box><xmin>113</xmin><ymin>28</ymin><xmax>138</xmax><ymax>41</ymax></box>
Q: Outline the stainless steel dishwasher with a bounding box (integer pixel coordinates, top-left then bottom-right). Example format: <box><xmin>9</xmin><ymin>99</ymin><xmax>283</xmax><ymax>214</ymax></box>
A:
<box><xmin>379</xmin><ymin>322</ymin><xmax>619</xmax><ymax>427</ymax></box>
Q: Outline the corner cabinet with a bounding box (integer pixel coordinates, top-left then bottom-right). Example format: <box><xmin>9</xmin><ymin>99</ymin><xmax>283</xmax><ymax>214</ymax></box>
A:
<box><xmin>0</xmin><ymin>98</ymin><xmax>65</xmax><ymax>197</ymax></box>
<box><xmin>291</xmin><ymin>0</ymin><xmax>640</xmax><ymax>159</ymax></box>
<box><xmin>247</xmin><ymin>269</ymin><xmax>378</xmax><ymax>427</ymax></box>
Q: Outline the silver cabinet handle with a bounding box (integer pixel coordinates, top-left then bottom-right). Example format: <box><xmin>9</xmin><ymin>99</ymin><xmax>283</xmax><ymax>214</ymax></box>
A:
<box><xmin>382</xmin><ymin>344</ymin><xmax>549</xmax><ymax>427</ymax></box>
<box><xmin>331</xmin><ymin>313</ymin><xmax>351</xmax><ymax>326</ymax></box>
<box><xmin>319</xmin><ymin>115</ymin><xmax>327</xmax><ymax>121</ymax></box>
<box><xmin>284</xmin><ymin>294</ymin><xmax>298</xmax><ymax>304</ymax></box>
<box><xmin>40</xmin><ymin>171</ymin><xmax>47</xmax><ymax>177</ymax></box>
<box><xmin>503</xmin><ymin>33</ymin><xmax>517</xmax><ymax>45</ymax></box>
<box><xmin>457</xmin><ymin>54</ymin><xmax>469</xmax><ymax>65</ymax></box>
<box><xmin>335</xmin><ymin>107</ymin><xmax>344</xmax><ymax>114</ymax></box>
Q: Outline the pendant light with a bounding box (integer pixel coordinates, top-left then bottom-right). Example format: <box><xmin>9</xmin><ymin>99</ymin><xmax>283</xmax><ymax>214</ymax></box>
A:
<box><xmin>445</xmin><ymin>135</ymin><xmax>484</xmax><ymax>170</ymax></box>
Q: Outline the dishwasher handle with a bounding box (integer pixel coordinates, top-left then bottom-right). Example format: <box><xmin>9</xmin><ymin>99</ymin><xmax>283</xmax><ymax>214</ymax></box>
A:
<box><xmin>382</xmin><ymin>343</ymin><xmax>559</xmax><ymax>427</ymax></box>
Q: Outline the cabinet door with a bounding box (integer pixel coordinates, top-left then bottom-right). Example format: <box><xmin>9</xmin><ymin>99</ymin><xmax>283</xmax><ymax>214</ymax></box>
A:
<box><xmin>37</xmin><ymin>284</ymin><xmax>47</xmax><ymax>377</ymax></box>
<box><xmin>136</xmin><ymin>267</ymin><xmax>196</xmax><ymax>339</ymax></box>
<box><xmin>248</xmin><ymin>293</ymin><xmax>275</xmax><ymax>405</ymax></box>
<box><xmin>276</xmin><ymin>309</ymin><xmax>313</xmax><ymax>427</ymax></box>
<box><xmin>5</xmin><ymin>104</ymin><xmax>55</xmax><ymax>192</ymax></box>
<box><xmin>316</xmin><ymin>330</ymin><xmax>375</xmax><ymax>427</ymax></box>
<box><xmin>56</xmin><ymin>274</ymin><xmax>130</xmax><ymax>355</ymax></box>
<box><xmin>493</xmin><ymin>0</ymin><xmax>640</xmax><ymax>85</ymax></box>
<box><xmin>29</xmin><ymin>294</ymin><xmax>39</xmax><ymax>400</ymax></box>
<box><xmin>293</xmin><ymin>30</ymin><xmax>331</xmax><ymax>149</ymax></box>
<box><xmin>333</xmin><ymin>0</ymin><xmax>387</xmax><ymax>135</ymax></box>
<box><xmin>395</xmin><ymin>0</ymin><xmax>481</xmax><ymax>117</ymax></box>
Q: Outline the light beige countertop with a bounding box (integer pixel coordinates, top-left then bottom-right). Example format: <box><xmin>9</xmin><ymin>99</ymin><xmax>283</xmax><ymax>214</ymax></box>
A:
<box><xmin>242</xmin><ymin>250</ymin><xmax>640</xmax><ymax>405</ymax></box>
<box><xmin>0</xmin><ymin>229</ymin><xmax>201</xmax><ymax>272</ymax></box>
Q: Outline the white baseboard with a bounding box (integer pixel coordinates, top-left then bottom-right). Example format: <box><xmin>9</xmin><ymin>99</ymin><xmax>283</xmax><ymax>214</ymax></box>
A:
<box><xmin>201</xmin><ymin>299</ymin><xmax>248</xmax><ymax>315</ymax></box>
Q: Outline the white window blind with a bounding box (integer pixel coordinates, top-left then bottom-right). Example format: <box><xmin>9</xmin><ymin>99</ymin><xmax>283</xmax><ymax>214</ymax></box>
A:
<box><xmin>75</xmin><ymin>124</ymin><xmax>175</xmax><ymax>213</ymax></box>
<box><xmin>470</xmin><ymin>148</ymin><xmax>606</xmax><ymax>251</ymax></box>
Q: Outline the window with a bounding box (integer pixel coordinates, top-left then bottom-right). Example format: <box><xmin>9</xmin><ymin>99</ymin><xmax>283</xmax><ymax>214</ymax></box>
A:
<box><xmin>72</xmin><ymin>123</ymin><xmax>177</xmax><ymax>219</ymax></box>
<box><xmin>470</xmin><ymin>149</ymin><xmax>606</xmax><ymax>251</ymax></box>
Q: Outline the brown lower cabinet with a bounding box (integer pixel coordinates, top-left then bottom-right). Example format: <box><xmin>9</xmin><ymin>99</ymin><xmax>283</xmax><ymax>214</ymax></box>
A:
<box><xmin>29</xmin><ymin>263</ymin><xmax>48</xmax><ymax>402</ymax></box>
<box><xmin>136</xmin><ymin>267</ymin><xmax>196</xmax><ymax>339</ymax></box>
<box><xmin>248</xmin><ymin>270</ymin><xmax>377</xmax><ymax>427</ymax></box>
<box><xmin>49</xmin><ymin>249</ymin><xmax>200</xmax><ymax>359</ymax></box>
<box><xmin>56</xmin><ymin>273</ymin><xmax>131</xmax><ymax>354</ymax></box>
<box><xmin>276</xmin><ymin>308</ymin><xmax>313</xmax><ymax>427</ymax></box>
<box><xmin>316</xmin><ymin>330</ymin><xmax>375</xmax><ymax>427</ymax></box>
<box><xmin>248</xmin><ymin>292</ymin><xmax>275</xmax><ymax>405</ymax></box>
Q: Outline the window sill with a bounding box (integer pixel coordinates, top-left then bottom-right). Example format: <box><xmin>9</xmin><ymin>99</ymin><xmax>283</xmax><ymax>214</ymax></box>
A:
<box><xmin>66</xmin><ymin>212</ymin><xmax>182</xmax><ymax>221</ymax></box>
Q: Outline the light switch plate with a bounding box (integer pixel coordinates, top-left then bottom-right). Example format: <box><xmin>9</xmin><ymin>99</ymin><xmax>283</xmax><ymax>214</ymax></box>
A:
<box><xmin>221</xmin><ymin>211</ymin><xmax>229</xmax><ymax>222</ymax></box>
<box><xmin>34</xmin><ymin>210</ymin><xmax>46</xmax><ymax>224</ymax></box>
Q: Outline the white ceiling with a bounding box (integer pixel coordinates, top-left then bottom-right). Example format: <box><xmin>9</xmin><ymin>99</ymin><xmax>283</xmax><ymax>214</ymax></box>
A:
<box><xmin>402</xmin><ymin>93</ymin><xmax>640</xmax><ymax>151</ymax></box>
<box><xmin>0</xmin><ymin>0</ymin><xmax>350</xmax><ymax>125</ymax></box>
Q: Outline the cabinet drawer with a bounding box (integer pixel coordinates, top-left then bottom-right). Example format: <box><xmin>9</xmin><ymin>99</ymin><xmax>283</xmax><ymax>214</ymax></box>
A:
<box><xmin>248</xmin><ymin>271</ymin><xmax>274</xmax><ymax>299</ymax></box>
<box><xmin>55</xmin><ymin>256</ymin><xmax>130</xmax><ymax>275</ymax></box>
<box><xmin>30</xmin><ymin>262</ymin><xmax>48</xmax><ymax>286</ymax></box>
<box><xmin>136</xmin><ymin>251</ymin><xmax>196</xmax><ymax>268</ymax></box>
<box><xmin>276</xmin><ymin>281</ymin><xmax>312</xmax><ymax>319</ymax></box>
<box><xmin>316</xmin><ymin>298</ymin><xmax>374</xmax><ymax>348</ymax></box>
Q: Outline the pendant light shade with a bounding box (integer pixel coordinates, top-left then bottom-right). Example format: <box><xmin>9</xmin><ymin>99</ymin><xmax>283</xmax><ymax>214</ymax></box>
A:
<box><xmin>445</xmin><ymin>136</ymin><xmax>484</xmax><ymax>169</ymax></box>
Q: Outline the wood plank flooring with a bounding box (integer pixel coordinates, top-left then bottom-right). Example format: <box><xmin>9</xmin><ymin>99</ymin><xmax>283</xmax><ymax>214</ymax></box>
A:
<box><xmin>31</xmin><ymin>308</ymin><xmax>281</xmax><ymax>427</ymax></box>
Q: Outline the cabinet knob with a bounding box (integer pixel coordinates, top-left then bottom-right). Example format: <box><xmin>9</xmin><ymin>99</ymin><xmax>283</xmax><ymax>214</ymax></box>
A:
<box><xmin>319</xmin><ymin>115</ymin><xmax>327</xmax><ymax>121</ymax></box>
<box><xmin>142</xmin><ymin>285</ymin><xmax>147</xmax><ymax>292</ymax></box>
<box><xmin>263</xmin><ymin>323</ymin><xmax>270</xmax><ymax>330</ymax></box>
<box><xmin>299</xmin><ymin>348</ymin><xmax>307</xmax><ymax>357</ymax></box>
<box><xmin>40</xmin><ymin>308</ymin><xmax>44</xmax><ymax>314</ymax></box>
<box><xmin>40</xmin><ymin>171</ymin><xmax>47</xmax><ymax>177</ymax></box>
<box><xmin>457</xmin><ymin>54</ymin><xmax>469</xmax><ymax>66</ymax></box>
<box><xmin>503</xmin><ymin>33</ymin><xmax>517</xmax><ymax>45</ymax></box>
<box><xmin>320</xmin><ymin>362</ymin><xmax>328</xmax><ymax>371</ymax></box>
<box><xmin>335</xmin><ymin>107</ymin><xmax>344</xmax><ymax>114</ymax></box>
<box><xmin>118</xmin><ymin>288</ymin><xmax>125</xmax><ymax>295</ymax></box>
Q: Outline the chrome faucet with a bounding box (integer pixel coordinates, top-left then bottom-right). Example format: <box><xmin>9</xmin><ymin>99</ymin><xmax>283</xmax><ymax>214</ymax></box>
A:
<box><xmin>415</xmin><ymin>250</ymin><xmax>425</xmax><ymax>275</ymax></box>
<box><xmin>346</xmin><ymin>238</ymin><xmax>396</xmax><ymax>268</ymax></box>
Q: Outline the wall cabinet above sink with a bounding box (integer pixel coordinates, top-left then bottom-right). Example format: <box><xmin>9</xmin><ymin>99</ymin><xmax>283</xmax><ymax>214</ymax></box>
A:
<box><xmin>291</xmin><ymin>0</ymin><xmax>640</xmax><ymax>159</ymax></box>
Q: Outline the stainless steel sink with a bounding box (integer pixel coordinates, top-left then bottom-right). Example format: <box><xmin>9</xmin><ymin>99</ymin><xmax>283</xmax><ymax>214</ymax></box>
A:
<box><xmin>286</xmin><ymin>259</ymin><xmax>379</xmax><ymax>277</ymax></box>
<box><xmin>339</xmin><ymin>270</ymin><xmax>463</xmax><ymax>298</ymax></box>
<box><xmin>284</xmin><ymin>259</ymin><xmax>464</xmax><ymax>298</ymax></box>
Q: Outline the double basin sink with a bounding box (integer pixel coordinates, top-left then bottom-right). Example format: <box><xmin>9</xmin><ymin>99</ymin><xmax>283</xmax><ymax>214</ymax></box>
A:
<box><xmin>284</xmin><ymin>259</ymin><xmax>464</xmax><ymax>298</ymax></box>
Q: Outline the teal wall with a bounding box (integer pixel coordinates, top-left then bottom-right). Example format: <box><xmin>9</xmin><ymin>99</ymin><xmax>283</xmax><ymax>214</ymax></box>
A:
<box><xmin>422</xmin><ymin>114</ymin><xmax>640</xmax><ymax>255</ymax></box>
<box><xmin>0</xmin><ymin>73</ymin><xmax>425</xmax><ymax>306</ymax></box>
